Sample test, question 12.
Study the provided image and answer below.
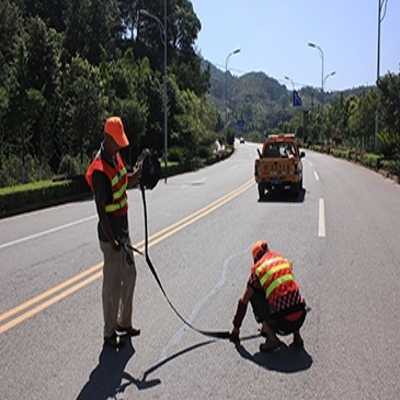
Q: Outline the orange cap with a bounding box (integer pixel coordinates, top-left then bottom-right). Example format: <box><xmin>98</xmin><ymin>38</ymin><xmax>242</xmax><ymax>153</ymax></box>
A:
<box><xmin>252</xmin><ymin>240</ymin><xmax>268</xmax><ymax>263</ymax></box>
<box><xmin>104</xmin><ymin>117</ymin><xmax>129</xmax><ymax>148</ymax></box>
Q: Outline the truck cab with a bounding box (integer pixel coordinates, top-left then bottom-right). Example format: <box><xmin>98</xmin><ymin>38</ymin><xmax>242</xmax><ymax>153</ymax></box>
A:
<box><xmin>255</xmin><ymin>134</ymin><xmax>305</xmax><ymax>199</ymax></box>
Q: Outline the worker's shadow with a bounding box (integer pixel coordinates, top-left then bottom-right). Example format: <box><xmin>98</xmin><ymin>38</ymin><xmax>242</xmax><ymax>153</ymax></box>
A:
<box><xmin>235</xmin><ymin>342</ymin><xmax>313</xmax><ymax>373</ymax></box>
<box><xmin>259</xmin><ymin>189</ymin><xmax>306</xmax><ymax>204</ymax></box>
<box><xmin>76</xmin><ymin>339</ymin><xmax>161</xmax><ymax>400</ymax></box>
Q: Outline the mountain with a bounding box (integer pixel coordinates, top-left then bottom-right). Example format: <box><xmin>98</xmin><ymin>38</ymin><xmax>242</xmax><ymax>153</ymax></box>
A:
<box><xmin>202</xmin><ymin>59</ymin><xmax>373</xmax><ymax>136</ymax></box>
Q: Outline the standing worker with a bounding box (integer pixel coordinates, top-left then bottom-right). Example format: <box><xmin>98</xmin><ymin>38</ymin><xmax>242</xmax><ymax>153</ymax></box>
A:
<box><xmin>230</xmin><ymin>240</ymin><xmax>307</xmax><ymax>352</ymax></box>
<box><xmin>86</xmin><ymin>116</ymin><xmax>141</xmax><ymax>348</ymax></box>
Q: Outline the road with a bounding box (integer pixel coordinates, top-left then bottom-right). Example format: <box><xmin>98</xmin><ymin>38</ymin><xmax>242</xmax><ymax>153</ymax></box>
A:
<box><xmin>1</xmin><ymin>142</ymin><xmax>400</xmax><ymax>400</ymax></box>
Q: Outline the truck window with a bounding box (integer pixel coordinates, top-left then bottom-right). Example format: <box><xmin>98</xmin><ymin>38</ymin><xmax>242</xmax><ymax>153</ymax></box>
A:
<box><xmin>263</xmin><ymin>142</ymin><xmax>297</xmax><ymax>158</ymax></box>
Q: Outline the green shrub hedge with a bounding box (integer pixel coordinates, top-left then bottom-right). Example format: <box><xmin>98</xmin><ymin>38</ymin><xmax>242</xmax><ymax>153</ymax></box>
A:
<box><xmin>0</xmin><ymin>178</ymin><xmax>90</xmax><ymax>218</ymax></box>
<box><xmin>305</xmin><ymin>144</ymin><xmax>398</xmax><ymax>177</ymax></box>
<box><xmin>0</xmin><ymin>147</ymin><xmax>236</xmax><ymax>219</ymax></box>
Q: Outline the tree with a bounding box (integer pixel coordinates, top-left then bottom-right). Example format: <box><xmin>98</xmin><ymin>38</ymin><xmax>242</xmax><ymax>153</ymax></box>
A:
<box><xmin>0</xmin><ymin>0</ymin><xmax>23</xmax><ymax>82</ymax></box>
<box><xmin>378</xmin><ymin>73</ymin><xmax>400</xmax><ymax>136</ymax></box>
<box><xmin>59</xmin><ymin>56</ymin><xmax>106</xmax><ymax>162</ymax></box>
<box><xmin>64</xmin><ymin>0</ymin><xmax>122</xmax><ymax>65</ymax></box>
<box><xmin>378</xmin><ymin>73</ymin><xmax>400</xmax><ymax>158</ymax></box>
<box><xmin>16</xmin><ymin>0</ymin><xmax>70</xmax><ymax>32</ymax></box>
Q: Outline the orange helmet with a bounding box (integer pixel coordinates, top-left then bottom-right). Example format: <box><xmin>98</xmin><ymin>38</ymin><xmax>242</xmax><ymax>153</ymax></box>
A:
<box><xmin>252</xmin><ymin>240</ymin><xmax>269</xmax><ymax>263</ymax></box>
<box><xmin>104</xmin><ymin>117</ymin><xmax>129</xmax><ymax>148</ymax></box>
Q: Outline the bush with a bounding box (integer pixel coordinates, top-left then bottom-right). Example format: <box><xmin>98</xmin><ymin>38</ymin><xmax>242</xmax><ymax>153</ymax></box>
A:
<box><xmin>378</xmin><ymin>131</ymin><xmax>400</xmax><ymax>159</ymax></box>
<box><xmin>58</xmin><ymin>154</ymin><xmax>90</xmax><ymax>177</ymax></box>
<box><xmin>381</xmin><ymin>160</ymin><xmax>400</xmax><ymax>175</ymax></box>
<box><xmin>0</xmin><ymin>179</ymin><xmax>90</xmax><ymax>218</ymax></box>
<box><xmin>360</xmin><ymin>153</ymin><xmax>383</xmax><ymax>170</ymax></box>
<box><xmin>0</xmin><ymin>154</ymin><xmax>53</xmax><ymax>187</ymax></box>
<box><xmin>168</xmin><ymin>147</ymin><xmax>185</xmax><ymax>163</ymax></box>
<box><xmin>197</xmin><ymin>145</ymin><xmax>213</xmax><ymax>160</ymax></box>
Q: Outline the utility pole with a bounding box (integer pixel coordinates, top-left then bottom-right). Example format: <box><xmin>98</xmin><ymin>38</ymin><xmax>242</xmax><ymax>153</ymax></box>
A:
<box><xmin>224</xmin><ymin>49</ymin><xmax>241</xmax><ymax>129</ymax></box>
<box><xmin>375</xmin><ymin>0</ymin><xmax>389</xmax><ymax>148</ymax></box>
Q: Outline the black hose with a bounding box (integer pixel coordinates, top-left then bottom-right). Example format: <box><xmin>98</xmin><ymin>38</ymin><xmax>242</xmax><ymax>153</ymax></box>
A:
<box><xmin>132</xmin><ymin>184</ymin><xmax>230</xmax><ymax>339</ymax></box>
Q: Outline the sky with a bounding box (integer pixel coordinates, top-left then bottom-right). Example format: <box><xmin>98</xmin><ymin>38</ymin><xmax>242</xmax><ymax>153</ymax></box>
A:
<box><xmin>191</xmin><ymin>0</ymin><xmax>399</xmax><ymax>91</ymax></box>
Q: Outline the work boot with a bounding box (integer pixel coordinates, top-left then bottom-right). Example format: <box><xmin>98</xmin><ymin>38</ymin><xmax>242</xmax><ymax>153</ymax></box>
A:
<box><xmin>116</xmin><ymin>325</ymin><xmax>141</xmax><ymax>337</ymax></box>
<box><xmin>104</xmin><ymin>332</ymin><xmax>123</xmax><ymax>349</ymax></box>
<box><xmin>291</xmin><ymin>332</ymin><xmax>304</xmax><ymax>349</ymax></box>
<box><xmin>259</xmin><ymin>338</ymin><xmax>283</xmax><ymax>352</ymax></box>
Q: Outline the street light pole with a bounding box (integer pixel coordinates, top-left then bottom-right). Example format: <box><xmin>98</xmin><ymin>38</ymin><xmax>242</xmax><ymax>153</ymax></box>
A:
<box><xmin>284</xmin><ymin>76</ymin><xmax>296</xmax><ymax>91</ymax></box>
<box><xmin>224</xmin><ymin>48</ymin><xmax>240</xmax><ymax>129</ymax></box>
<box><xmin>163</xmin><ymin>0</ymin><xmax>168</xmax><ymax>183</ymax></box>
<box><xmin>139</xmin><ymin>7</ymin><xmax>168</xmax><ymax>182</ymax></box>
<box><xmin>308</xmin><ymin>42</ymin><xmax>325</xmax><ymax>94</ymax></box>
<box><xmin>375</xmin><ymin>0</ymin><xmax>389</xmax><ymax>148</ymax></box>
<box><xmin>323</xmin><ymin>71</ymin><xmax>336</xmax><ymax>89</ymax></box>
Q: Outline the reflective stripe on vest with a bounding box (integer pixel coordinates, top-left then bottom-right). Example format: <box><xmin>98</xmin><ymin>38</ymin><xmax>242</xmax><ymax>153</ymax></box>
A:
<box><xmin>259</xmin><ymin>263</ymin><xmax>291</xmax><ymax>286</ymax></box>
<box><xmin>255</xmin><ymin>253</ymin><xmax>296</xmax><ymax>299</ymax></box>
<box><xmin>86</xmin><ymin>152</ymin><xmax>128</xmax><ymax>215</ymax></box>
<box><xmin>255</xmin><ymin>256</ymin><xmax>288</xmax><ymax>280</ymax></box>
<box><xmin>266</xmin><ymin>274</ymin><xmax>294</xmax><ymax>297</ymax></box>
<box><xmin>111</xmin><ymin>167</ymin><xmax>127</xmax><ymax>186</ymax></box>
<box><xmin>105</xmin><ymin>196</ymin><xmax>128</xmax><ymax>213</ymax></box>
<box><xmin>112</xmin><ymin>182</ymin><xmax>128</xmax><ymax>201</ymax></box>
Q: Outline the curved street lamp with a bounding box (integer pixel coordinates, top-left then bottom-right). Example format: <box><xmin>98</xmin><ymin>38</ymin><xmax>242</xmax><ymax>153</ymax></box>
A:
<box><xmin>224</xmin><ymin>48</ymin><xmax>241</xmax><ymax>128</ymax></box>
<box><xmin>284</xmin><ymin>76</ymin><xmax>296</xmax><ymax>91</ymax></box>
<box><xmin>308</xmin><ymin>42</ymin><xmax>325</xmax><ymax>93</ymax></box>
<box><xmin>323</xmin><ymin>71</ymin><xmax>336</xmax><ymax>88</ymax></box>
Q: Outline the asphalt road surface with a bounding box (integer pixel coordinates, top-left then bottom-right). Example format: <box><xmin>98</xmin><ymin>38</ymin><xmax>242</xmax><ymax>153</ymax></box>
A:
<box><xmin>1</xmin><ymin>142</ymin><xmax>400</xmax><ymax>400</ymax></box>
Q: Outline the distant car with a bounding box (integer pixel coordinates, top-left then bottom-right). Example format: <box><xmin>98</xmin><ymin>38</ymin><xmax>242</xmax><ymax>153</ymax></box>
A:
<box><xmin>240</xmin><ymin>137</ymin><xmax>245</xmax><ymax>144</ymax></box>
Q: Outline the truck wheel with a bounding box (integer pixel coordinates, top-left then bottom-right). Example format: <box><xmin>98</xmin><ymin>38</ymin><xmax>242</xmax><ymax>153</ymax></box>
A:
<box><xmin>292</xmin><ymin>179</ymin><xmax>303</xmax><ymax>196</ymax></box>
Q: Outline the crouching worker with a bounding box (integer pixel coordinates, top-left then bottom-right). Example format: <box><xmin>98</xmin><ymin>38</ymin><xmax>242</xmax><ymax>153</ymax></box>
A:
<box><xmin>230</xmin><ymin>241</ymin><xmax>307</xmax><ymax>352</ymax></box>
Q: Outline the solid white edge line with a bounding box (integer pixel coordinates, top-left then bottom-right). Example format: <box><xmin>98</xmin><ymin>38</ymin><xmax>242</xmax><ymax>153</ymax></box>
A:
<box><xmin>0</xmin><ymin>215</ymin><xmax>96</xmax><ymax>250</ymax></box>
<box><xmin>318</xmin><ymin>198</ymin><xmax>326</xmax><ymax>238</ymax></box>
<box><xmin>314</xmin><ymin>171</ymin><xmax>320</xmax><ymax>181</ymax></box>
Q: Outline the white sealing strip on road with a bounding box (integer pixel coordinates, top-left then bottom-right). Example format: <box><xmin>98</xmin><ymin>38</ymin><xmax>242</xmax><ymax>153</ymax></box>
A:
<box><xmin>314</xmin><ymin>171</ymin><xmax>320</xmax><ymax>181</ymax></box>
<box><xmin>0</xmin><ymin>215</ymin><xmax>96</xmax><ymax>250</ymax></box>
<box><xmin>318</xmin><ymin>198</ymin><xmax>326</xmax><ymax>238</ymax></box>
<box><xmin>158</xmin><ymin>249</ymin><xmax>248</xmax><ymax>362</ymax></box>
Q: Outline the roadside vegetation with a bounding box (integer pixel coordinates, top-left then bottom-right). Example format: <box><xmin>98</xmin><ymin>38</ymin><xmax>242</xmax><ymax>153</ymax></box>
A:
<box><xmin>0</xmin><ymin>0</ymin><xmax>229</xmax><ymax>189</ymax></box>
<box><xmin>290</xmin><ymin>73</ymin><xmax>400</xmax><ymax>179</ymax></box>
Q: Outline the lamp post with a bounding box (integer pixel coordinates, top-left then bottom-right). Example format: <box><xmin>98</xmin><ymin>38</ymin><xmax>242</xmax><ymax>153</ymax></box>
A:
<box><xmin>139</xmin><ymin>7</ymin><xmax>168</xmax><ymax>182</ymax></box>
<box><xmin>375</xmin><ymin>0</ymin><xmax>389</xmax><ymax>148</ymax></box>
<box><xmin>284</xmin><ymin>76</ymin><xmax>296</xmax><ymax>91</ymax></box>
<box><xmin>224</xmin><ymin>48</ymin><xmax>241</xmax><ymax>128</ymax></box>
<box><xmin>323</xmin><ymin>71</ymin><xmax>336</xmax><ymax>89</ymax></box>
<box><xmin>308</xmin><ymin>42</ymin><xmax>325</xmax><ymax>94</ymax></box>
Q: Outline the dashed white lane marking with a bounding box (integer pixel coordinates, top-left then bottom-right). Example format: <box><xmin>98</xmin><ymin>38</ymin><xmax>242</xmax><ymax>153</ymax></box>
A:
<box><xmin>314</xmin><ymin>171</ymin><xmax>320</xmax><ymax>181</ymax></box>
<box><xmin>319</xmin><ymin>198</ymin><xmax>326</xmax><ymax>238</ymax></box>
<box><xmin>0</xmin><ymin>215</ymin><xmax>96</xmax><ymax>250</ymax></box>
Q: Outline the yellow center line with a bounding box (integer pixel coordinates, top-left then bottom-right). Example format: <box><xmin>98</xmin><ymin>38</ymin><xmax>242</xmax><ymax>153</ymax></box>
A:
<box><xmin>0</xmin><ymin>178</ymin><xmax>254</xmax><ymax>334</ymax></box>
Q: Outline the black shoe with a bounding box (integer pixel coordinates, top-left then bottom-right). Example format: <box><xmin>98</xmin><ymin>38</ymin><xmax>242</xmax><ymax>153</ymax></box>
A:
<box><xmin>104</xmin><ymin>332</ymin><xmax>123</xmax><ymax>348</ymax></box>
<box><xmin>116</xmin><ymin>325</ymin><xmax>141</xmax><ymax>337</ymax></box>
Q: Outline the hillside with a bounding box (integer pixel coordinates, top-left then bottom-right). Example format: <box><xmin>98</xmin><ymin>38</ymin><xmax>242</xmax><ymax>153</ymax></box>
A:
<box><xmin>203</xmin><ymin>59</ymin><xmax>373</xmax><ymax>136</ymax></box>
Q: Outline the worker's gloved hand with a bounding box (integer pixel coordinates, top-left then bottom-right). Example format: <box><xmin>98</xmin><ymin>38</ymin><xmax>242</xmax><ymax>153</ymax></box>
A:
<box><xmin>112</xmin><ymin>239</ymin><xmax>121</xmax><ymax>252</ymax></box>
<box><xmin>120</xmin><ymin>241</ymin><xmax>135</xmax><ymax>266</ymax></box>
<box><xmin>229</xmin><ymin>327</ymin><xmax>240</xmax><ymax>344</ymax></box>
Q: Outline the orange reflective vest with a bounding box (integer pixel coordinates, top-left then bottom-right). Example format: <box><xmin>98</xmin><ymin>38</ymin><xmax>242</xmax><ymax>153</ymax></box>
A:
<box><xmin>85</xmin><ymin>151</ymin><xmax>128</xmax><ymax>216</ymax></box>
<box><xmin>252</xmin><ymin>251</ymin><xmax>299</xmax><ymax>312</ymax></box>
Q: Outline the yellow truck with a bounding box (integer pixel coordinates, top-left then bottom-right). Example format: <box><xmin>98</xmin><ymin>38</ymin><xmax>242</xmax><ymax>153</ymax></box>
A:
<box><xmin>255</xmin><ymin>134</ymin><xmax>305</xmax><ymax>199</ymax></box>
